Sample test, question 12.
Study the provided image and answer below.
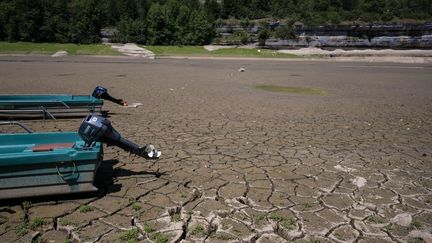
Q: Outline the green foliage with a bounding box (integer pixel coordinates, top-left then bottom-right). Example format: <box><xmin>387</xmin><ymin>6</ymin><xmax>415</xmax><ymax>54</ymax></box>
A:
<box><xmin>15</xmin><ymin>222</ymin><xmax>29</xmax><ymax>236</ymax></box>
<box><xmin>119</xmin><ymin>229</ymin><xmax>139</xmax><ymax>242</ymax></box>
<box><xmin>409</xmin><ymin>238</ymin><xmax>426</xmax><ymax>243</ymax></box>
<box><xmin>142</xmin><ymin>224</ymin><xmax>168</xmax><ymax>243</ymax></box>
<box><xmin>303</xmin><ymin>202</ymin><xmax>313</xmax><ymax>208</ymax></box>
<box><xmin>191</xmin><ymin>224</ymin><xmax>206</xmax><ymax>237</ymax></box>
<box><xmin>60</xmin><ymin>219</ymin><xmax>79</xmax><ymax>227</ymax></box>
<box><xmin>256</xmin><ymin>85</ymin><xmax>326</xmax><ymax>95</ymax></box>
<box><xmin>410</xmin><ymin>219</ymin><xmax>423</xmax><ymax>229</ymax></box>
<box><xmin>0</xmin><ymin>0</ymin><xmax>104</xmax><ymax>43</ymax></box>
<box><xmin>22</xmin><ymin>201</ymin><xmax>32</xmax><ymax>210</ymax></box>
<box><xmin>254</xmin><ymin>213</ymin><xmax>267</xmax><ymax>225</ymax></box>
<box><xmin>68</xmin><ymin>0</ymin><xmax>104</xmax><ymax>44</ymax></box>
<box><xmin>14</xmin><ymin>217</ymin><xmax>46</xmax><ymax>237</ymax></box>
<box><xmin>0</xmin><ymin>0</ymin><xmax>430</xmax><ymax>45</ymax></box>
<box><xmin>367</xmin><ymin>215</ymin><xmax>386</xmax><ymax>224</ymax></box>
<box><xmin>204</xmin><ymin>0</ymin><xmax>220</xmax><ymax>21</ymax></box>
<box><xmin>215</xmin><ymin>232</ymin><xmax>235</xmax><ymax>240</ymax></box>
<box><xmin>144</xmin><ymin>45</ymin><xmax>298</xmax><ymax>58</ymax></box>
<box><xmin>274</xmin><ymin>26</ymin><xmax>296</xmax><ymax>40</ymax></box>
<box><xmin>132</xmin><ymin>202</ymin><xmax>142</xmax><ymax>212</ymax></box>
<box><xmin>233</xmin><ymin>31</ymin><xmax>250</xmax><ymax>44</ymax></box>
<box><xmin>113</xmin><ymin>18</ymin><xmax>147</xmax><ymax>44</ymax></box>
<box><xmin>150</xmin><ymin>232</ymin><xmax>168</xmax><ymax>243</ymax></box>
<box><xmin>79</xmin><ymin>205</ymin><xmax>95</xmax><ymax>213</ymax></box>
<box><xmin>29</xmin><ymin>217</ymin><xmax>45</xmax><ymax>230</ymax></box>
<box><xmin>0</xmin><ymin>42</ymin><xmax>120</xmax><ymax>55</ymax></box>
<box><xmin>140</xmin><ymin>1</ymin><xmax>214</xmax><ymax>45</ymax></box>
<box><xmin>32</xmin><ymin>235</ymin><xmax>46</xmax><ymax>243</ymax></box>
<box><xmin>257</xmin><ymin>22</ymin><xmax>270</xmax><ymax>46</ymax></box>
<box><xmin>171</xmin><ymin>212</ymin><xmax>181</xmax><ymax>222</ymax></box>
<box><xmin>269</xmin><ymin>214</ymin><xmax>296</xmax><ymax>230</ymax></box>
<box><xmin>143</xmin><ymin>223</ymin><xmax>156</xmax><ymax>233</ymax></box>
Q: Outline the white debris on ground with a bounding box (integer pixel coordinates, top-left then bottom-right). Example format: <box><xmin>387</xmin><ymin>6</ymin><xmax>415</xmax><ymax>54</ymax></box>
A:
<box><xmin>51</xmin><ymin>51</ymin><xmax>68</xmax><ymax>57</ymax></box>
<box><xmin>238</xmin><ymin>67</ymin><xmax>245</xmax><ymax>72</ymax></box>
<box><xmin>123</xmin><ymin>102</ymin><xmax>143</xmax><ymax>108</ymax></box>
<box><xmin>111</xmin><ymin>43</ymin><xmax>155</xmax><ymax>59</ymax></box>
<box><xmin>334</xmin><ymin>164</ymin><xmax>357</xmax><ymax>173</ymax></box>
<box><xmin>352</xmin><ymin>176</ymin><xmax>367</xmax><ymax>188</ymax></box>
<box><xmin>390</xmin><ymin>213</ymin><xmax>412</xmax><ymax>227</ymax></box>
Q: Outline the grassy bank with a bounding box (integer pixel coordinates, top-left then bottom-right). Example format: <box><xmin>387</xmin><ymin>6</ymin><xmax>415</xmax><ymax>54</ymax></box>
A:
<box><xmin>0</xmin><ymin>42</ymin><xmax>120</xmax><ymax>55</ymax></box>
<box><xmin>255</xmin><ymin>85</ymin><xmax>326</xmax><ymax>95</ymax></box>
<box><xmin>144</xmin><ymin>46</ymin><xmax>299</xmax><ymax>58</ymax></box>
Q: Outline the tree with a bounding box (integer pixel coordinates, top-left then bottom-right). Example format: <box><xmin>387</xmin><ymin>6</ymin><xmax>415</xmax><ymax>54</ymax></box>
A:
<box><xmin>39</xmin><ymin>0</ymin><xmax>70</xmax><ymax>42</ymax></box>
<box><xmin>114</xmin><ymin>17</ymin><xmax>147</xmax><ymax>43</ymax></box>
<box><xmin>68</xmin><ymin>0</ymin><xmax>104</xmax><ymax>44</ymax></box>
<box><xmin>257</xmin><ymin>22</ymin><xmax>270</xmax><ymax>46</ymax></box>
<box><xmin>275</xmin><ymin>25</ymin><xmax>297</xmax><ymax>40</ymax></box>
<box><xmin>297</xmin><ymin>0</ymin><xmax>316</xmax><ymax>24</ymax></box>
<box><xmin>204</xmin><ymin>0</ymin><xmax>220</xmax><ymax>21</ymax></box>
<box><xmin>222</xmin><ymin>0</ymin><xmax>242</xmax><ymax>18</ymax></box>
<box><xmin>270</xmin><ymin>0</ymin><xmax>295</xmax><ymax>18</ymax></box>
<box><xmin>251</xmin><ymin>0</ymin><xmax>270</xmax><ymax>18</ymax></box>
<box><xmin>341</xmin><ymin>0</ymin><xmax>359</xmax><ymax>10</ymax></box>
<box><xmin>0</xmin><ymin>0</ymin><xmax>431</xmax><ymax>45</ymax></box>
<box><xmin>146</xmin><ymin>3</ymin><xmax>176</xmax><ymax>45</ymax></box>
<box><xmin>176</xmin><ymin>4</ymin><xmax>192</xmax><ymax>44</ymax></box>
<box><xmin>186</xmin><ymin>10</ymin><xmax>214</xmax><ymax>45</ymax></box>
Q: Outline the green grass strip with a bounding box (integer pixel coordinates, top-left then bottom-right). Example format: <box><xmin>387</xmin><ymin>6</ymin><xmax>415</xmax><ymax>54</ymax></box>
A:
<box><xmin>256</xmin><ymin>85</ymin><xmax>326</xmax><ymax>95</ymax></box>
<box><xmin>144</xmin><ymin>45</ymin><xmax>298</xmax><ymax>58</ymax></box>
<box><xmin>0</xmin><ymin>42</ymin><xmax>120</xmax><ymax>55</ymax></box>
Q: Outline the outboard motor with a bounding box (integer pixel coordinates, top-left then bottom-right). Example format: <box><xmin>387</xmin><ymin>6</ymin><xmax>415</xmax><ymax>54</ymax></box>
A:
<box><xmin>78</xmin><ymin>114</ymin><xmax>160</xmax><ymax>159</ymax></box>
<box><xmin>92</xmin><ymin>86</ymin><xmax>128</xmax><ymax>106</ymax></box>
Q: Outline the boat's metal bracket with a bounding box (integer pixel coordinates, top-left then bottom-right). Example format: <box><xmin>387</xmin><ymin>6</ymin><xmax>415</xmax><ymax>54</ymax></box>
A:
<box><xmin>56</xmin><ymin>162</ymin><xmax>77</xmax><ymax>182</ymax></box>
<box><xmin>0</xmin><ymin>121</ymin><xmax>33</xmax><ymax>133</ymax></box>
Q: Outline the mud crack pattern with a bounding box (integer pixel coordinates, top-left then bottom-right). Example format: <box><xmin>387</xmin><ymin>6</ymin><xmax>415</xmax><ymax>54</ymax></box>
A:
<box><xmin>0</xmin><ymin>57</ymin><xmax>431</xmax><ymax>242</ymax></box>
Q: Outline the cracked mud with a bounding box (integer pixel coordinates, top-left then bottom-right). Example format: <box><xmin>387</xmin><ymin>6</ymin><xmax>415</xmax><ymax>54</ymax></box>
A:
<box><xmin>0</xmin><ymin>56</ymin><xmax>431</xmax><ymax>242</ymax></box>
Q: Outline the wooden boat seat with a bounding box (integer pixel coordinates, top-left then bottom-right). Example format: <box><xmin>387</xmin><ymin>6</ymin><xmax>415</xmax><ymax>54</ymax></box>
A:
<box><xmin>32</xmin><ymin>143</ymin><xmax>75</xmax><ymax>152</ymax></box>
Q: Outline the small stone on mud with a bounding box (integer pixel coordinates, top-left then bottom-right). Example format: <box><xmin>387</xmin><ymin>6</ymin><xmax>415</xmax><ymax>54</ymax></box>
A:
<box><xmin>390</xmin><ymin>213</ymin><xmax>412</xmax><ymax>227</ymax></box>
<box><xmin>238</xmin><ymin>68</ymin><xmax>245</xmax><ymax>72</ymax></box>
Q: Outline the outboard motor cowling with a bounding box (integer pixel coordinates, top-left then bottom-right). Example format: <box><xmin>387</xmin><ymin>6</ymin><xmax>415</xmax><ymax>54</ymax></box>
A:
<box><xmin>92</xmin><ymin>86</ymin><xmax>127</xmax><ymax>106</ymax></box>
<box><xmin>78</xmin><ymin>115</ymin><xmax>160</xmax><ymax>159</ymax></box>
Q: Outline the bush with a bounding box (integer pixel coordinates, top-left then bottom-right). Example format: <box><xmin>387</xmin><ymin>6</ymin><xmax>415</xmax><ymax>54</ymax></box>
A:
<box><xmin>234</xmin><ymin>30</ymin><xmax>250</xmax><ymax>44</ymax></box>
<box><xmin>274</xmin><ymin>26</ymin><xmax>296</xmax><ymax>40</ymax></box>
<box><xmin>258</xmin><ymin>30</ymin><xmax>270</xmax><ymax>46</ymax></box>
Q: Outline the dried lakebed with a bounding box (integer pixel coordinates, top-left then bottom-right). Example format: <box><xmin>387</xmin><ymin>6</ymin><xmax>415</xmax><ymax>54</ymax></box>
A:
<box><xmin>0</xmin><ymin>56</ymin><xmax>431</xmax><ymax>242</ymax></box>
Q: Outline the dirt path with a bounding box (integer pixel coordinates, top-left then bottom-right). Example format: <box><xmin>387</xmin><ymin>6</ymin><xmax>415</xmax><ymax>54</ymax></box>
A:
<box><xmin>0</xmin><ymin>56</ymin><xmax>431</xmax><ymax>242</ymax></box>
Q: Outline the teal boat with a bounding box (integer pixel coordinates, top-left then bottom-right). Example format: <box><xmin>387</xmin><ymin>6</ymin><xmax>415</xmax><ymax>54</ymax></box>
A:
<box><xmin>0</xmin><ymin>114</ymin><xmax>161</xmax><ymax>200</ymax></box>
<box><xmin>0</xmin><ymin>130</ymin><xmax>102</xmax><ymax>199</ymax></box>
<box><xmin>0</xmin><ymin>94</ymin><xmax>103</xmax><ymax>119</ymax></box>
